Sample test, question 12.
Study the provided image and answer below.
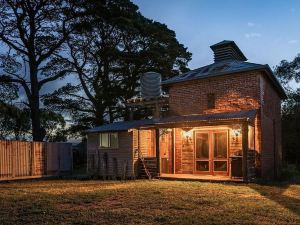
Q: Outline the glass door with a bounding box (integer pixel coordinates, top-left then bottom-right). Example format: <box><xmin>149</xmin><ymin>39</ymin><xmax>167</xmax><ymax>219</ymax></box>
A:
<box><xmin>213</xmin><ymin>131</ymin><xmax>228</xmax><ymax>174</ymax></box>
<box><xmin>195</xmin><ymin>130</ymin><xmax>228</xmax><ymax>175</ymax></box>
<box><xmin>195</xmin><ymin>132</ymin><xmax>210</xmax><ymax>173</ymax></box>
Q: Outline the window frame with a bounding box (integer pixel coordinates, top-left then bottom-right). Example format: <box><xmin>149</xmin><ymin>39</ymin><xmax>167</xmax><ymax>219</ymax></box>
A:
<box><xmin>99</xmin><ymin>132</ymin><xmax>119</xmax><ymax>149</ymax></box>
<box><xmin>207</xmin><ymin>93</ymin><xmax>215</xmax><ymax>109</ymax></box>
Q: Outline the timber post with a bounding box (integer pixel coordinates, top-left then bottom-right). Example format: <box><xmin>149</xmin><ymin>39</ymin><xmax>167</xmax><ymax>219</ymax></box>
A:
<box><xmin>155</xmin><ymin>128</ymin><xmax>160</xmax><ymax>177</ymax></box>
<box><xmin>242</xmin><ymin>122</ymin><xmax>249</xmax><ymax>182</ymax></box>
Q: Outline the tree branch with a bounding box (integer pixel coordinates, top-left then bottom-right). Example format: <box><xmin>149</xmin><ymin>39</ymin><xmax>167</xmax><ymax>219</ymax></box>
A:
<box><xmin>0</xmin><ymin>74</ymin><xmax>32</xmax><ymax>101</ymax></box>
<box><xmin>38</xmin><ymin>69</ymin><xmax>74</xmax><ymax>89</ymax></box>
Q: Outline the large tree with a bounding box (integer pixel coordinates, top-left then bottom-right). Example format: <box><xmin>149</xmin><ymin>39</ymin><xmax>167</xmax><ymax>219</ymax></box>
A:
<box><xmin>0</xmin><ymin>82</ymin><xmax>30</xmax><ymax>140</ymax></box>
<box><xmin>43</xmin><ymin>0</ymin><xmax>191</xmax><ymax>134</ymax></box>
<box><xmin>275</xmin><ymin>55</ymin><xmax>300</xmax><ymax>166</ymax></box>
<box><xmin>0</xmin><ymin>0</ymin><xmax>81</xmax><ymax>140</ymax></box>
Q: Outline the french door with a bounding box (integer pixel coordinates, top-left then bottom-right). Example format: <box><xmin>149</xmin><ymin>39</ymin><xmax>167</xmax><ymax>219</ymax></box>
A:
<box><xmin>195</xmin><ymin>130</ymin><xmax>228</xmax><ymax>175</ymax></box>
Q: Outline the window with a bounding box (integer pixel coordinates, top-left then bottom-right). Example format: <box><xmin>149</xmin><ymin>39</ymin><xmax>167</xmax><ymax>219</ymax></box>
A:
<box><xmin>99</xmin><ymin>133</ymin><xmax>118</xmax><ymax>148</ymax></box>
<box><xmin>213</xmin><ymin>132</ymin><xmax>227</xmax><ymax>159</ymax></box>
<box><xmin>207</xmin><ymin>93</ymin><xmax>215</xmax><ymax>109</ymax></box>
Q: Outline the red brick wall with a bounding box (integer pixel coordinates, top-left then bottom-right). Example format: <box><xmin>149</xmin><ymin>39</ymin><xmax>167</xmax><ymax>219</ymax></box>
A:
<box><xmin>167</xmin><ymin>71</ymin><xmax>282</xmax><ymax>179</ymax></box>
<box><xmin>259</xmin><ymin>76</ymin><xmax>282</xmax><ymax>179</ymax></box>
<box><xmin>168</xmin><ymin>72</ymin><xmax>261</xmax><ymax>116</ymax></box>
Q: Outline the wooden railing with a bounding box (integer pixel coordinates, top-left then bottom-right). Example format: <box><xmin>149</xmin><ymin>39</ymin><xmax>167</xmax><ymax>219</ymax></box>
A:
<box><xmin>138</xmin><ymin>157</ymin><xmax>157</xmax><ymax>179</ymax></box>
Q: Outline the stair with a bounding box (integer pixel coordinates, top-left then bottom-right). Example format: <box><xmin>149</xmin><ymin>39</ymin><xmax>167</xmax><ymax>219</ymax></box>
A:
<box><xmin>138</xmin><ymin>157</ymin><xmax>157</xmax><ymax>179</ymax></box>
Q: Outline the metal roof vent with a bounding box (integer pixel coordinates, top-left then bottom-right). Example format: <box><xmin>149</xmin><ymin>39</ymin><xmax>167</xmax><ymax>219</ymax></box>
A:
<box><xmin>210</xmin><ymin>40</ymin><xmax>247</xmax><ymax>62</ymax></box>
<box><xmin>140</xmin><ymin>72</ymin><xmax>162</xmax><ymax>99</ymax></box>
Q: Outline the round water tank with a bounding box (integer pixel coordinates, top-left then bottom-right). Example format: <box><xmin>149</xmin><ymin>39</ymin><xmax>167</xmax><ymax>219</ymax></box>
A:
<box><xmin>140</xmin><ymin>72</ymin><xmax>162</xmax><ymax>98</ymax></box>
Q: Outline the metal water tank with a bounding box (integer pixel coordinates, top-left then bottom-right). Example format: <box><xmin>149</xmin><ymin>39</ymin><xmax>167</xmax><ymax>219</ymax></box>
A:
<box><xmin>140</xmin><ymin>72</ymin><xmax>162</xmax><ymax>98</ymax></box>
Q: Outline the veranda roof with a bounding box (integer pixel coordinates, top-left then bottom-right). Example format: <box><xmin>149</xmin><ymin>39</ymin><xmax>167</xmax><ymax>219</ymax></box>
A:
<box><xmin>85</xmin><ymin>110</ymin><xmax>257</xmax><ymax>133</ymax></box>
<box><xmin>152</xmin><ymin>109</ymin><xmax>257</xmax><ymax>125</ymax></box>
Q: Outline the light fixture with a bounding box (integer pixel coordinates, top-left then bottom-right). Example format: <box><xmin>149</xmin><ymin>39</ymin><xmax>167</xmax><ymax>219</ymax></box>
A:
<box><xmin>232</xmin><ymin>125</ymin><xmax>242</xmax><ymax>142</ymax></box>
<box><xmin>182</xmin><ymin>128</ymin><xmax>193</xmax><ymax>145</ymax></box>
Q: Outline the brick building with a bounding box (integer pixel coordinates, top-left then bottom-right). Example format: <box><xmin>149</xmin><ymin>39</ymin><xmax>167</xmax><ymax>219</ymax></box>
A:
<box><xmin>86</xmin><ymin>40</ymin><xmax>286</xmax><ymax>181</ymax></box>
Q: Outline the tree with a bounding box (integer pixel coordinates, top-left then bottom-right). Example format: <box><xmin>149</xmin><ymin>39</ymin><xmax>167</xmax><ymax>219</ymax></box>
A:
<box><xmin>43</xmin><ymin>0</ymin><xmax>191</xmax><ymax>135</ymax></box>
<box><xmin>275</xmin><ymin>55</ymin><xmax>300</xmax><ymax>167</ymax></box>
<box><xmin>0</xmin><ymin>0</ymin><xmax>81</xmax><ymax>140</ymax></box>
<box><xmin>41</xmin><ymin>110</ymin><xmax>67</xmax><ymax>142</ymax></box>
<box><xmin>0</xmin><ymin>104</ymin><xmax>31</xmax><ymax>140</ymax></box>
<box><xmin>275</xmin><ymin>54</ymin><xmax>300</xmax><ymax>87</ymax></box>
<box><xmin>0</xmin><ymin>82</ymin><xmax>30</xmax><ymax>140</ymax></box>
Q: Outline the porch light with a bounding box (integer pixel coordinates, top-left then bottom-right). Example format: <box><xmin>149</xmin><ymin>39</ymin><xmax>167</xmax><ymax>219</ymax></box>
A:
<box><xmin>182</xmin><ymin>128</ymin><xmax>193</xmax><ymax>145</ymax></box>
<box><xmin>232</xmin><ymin>125</ymin><xmax>242</xmax><ymax>142</ymax></box>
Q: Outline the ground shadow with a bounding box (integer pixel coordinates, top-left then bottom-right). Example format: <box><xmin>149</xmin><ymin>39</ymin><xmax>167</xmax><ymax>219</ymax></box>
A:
<box><xmin>249</xmin><ymin>182</ymin><xmax>300</xmax><ymax>217</ymax></box>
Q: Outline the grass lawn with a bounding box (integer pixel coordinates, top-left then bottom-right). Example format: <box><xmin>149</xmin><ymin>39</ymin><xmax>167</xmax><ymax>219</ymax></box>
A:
<box><xmin>0</xmin><ymin>179</ymin><xmax>299</xmax><ymax>225</ymax></box>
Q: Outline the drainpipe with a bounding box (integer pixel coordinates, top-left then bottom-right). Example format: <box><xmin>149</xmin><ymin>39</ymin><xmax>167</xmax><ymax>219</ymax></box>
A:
<box><xmin>273</xmin><ymin>119</ymin><xmax>277</xmax><ymax>179</ymax></box>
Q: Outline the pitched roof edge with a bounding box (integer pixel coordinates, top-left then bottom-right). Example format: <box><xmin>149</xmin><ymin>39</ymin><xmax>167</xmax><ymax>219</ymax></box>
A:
<box><xmin>162</xmin><ymin>65</ymin><xmax>287</xmax><ymax>99</ymax></box>
<box><xmin>161</xmin><ymin>64</ymin><xmax>266</xmax><ymax>86</ymax></box>
<box><xmin>84</xmin><ymin>119</ymin><xmax>154</xmax><ymax>133</ymax></box>
<box><xmin>262</xmin><ymin>65</ymin><xmax>287</xmax><ymax>99</ymax></box>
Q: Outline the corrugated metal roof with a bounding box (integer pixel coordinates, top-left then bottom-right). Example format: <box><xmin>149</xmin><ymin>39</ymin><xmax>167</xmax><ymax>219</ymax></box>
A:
<box><xmin>152</xmin><ymin>110</ymin><xmax>257</xmax><ymax>125</ymax></box>
<box><xmin>162</xmin><ymin>60</ymin><xmax>265</xmax><ymax>85</ymax></box>
<box><xmin>86</xmin><ymin>110</ymin><xmax>257</xmax><ymax>133</ymax></box>
<box><xmin>85</xmin><ymin>119</ymin><xmax>153</xmax><ymax>133</ymax></box>
<box><xmin>161</xmin><ymin>60</ymin><xmax>286</xmax><ymax>99</ymax></box>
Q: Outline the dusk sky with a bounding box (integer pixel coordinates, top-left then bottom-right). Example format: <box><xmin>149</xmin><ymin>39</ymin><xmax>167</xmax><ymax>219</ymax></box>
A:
<box><xmin>132</xmin><ymin>0</ymin><xmax>300</xmax><ymax>70</ymax></box>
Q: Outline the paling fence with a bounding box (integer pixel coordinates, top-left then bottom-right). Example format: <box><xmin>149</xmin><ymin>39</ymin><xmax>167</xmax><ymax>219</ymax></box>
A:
<box><xmin>0</xmin><ymin>140</ymin><xmax>72</xmax><ymax>180</ymax></box>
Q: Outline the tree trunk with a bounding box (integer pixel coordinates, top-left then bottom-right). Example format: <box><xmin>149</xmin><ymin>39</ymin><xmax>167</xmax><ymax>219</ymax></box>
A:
<box><xmin>30</xmin><ymin>97</ymin><xmax>44</xmax><ymax>141</ymax></box>
<box><xmin>94</xmin><ymin>105</ymin><xmax>105</xmax><ymax>126</ymax></box>
<box><xmin>29</xmin><ymin>63</ymin><xmax>44</xmax><ymax>141</ymax></box>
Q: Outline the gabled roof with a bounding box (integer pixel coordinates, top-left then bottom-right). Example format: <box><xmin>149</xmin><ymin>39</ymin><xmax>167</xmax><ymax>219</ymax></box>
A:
<box><xmin>162</xmin><ymin>60</ymin><xmax>263</xmax><ymax>85</ymax></box>
<box><xmin>162</xmin><ymin>40</ymin><xmax>287</xmax><ymax>99</ymax></box>
<box><xmin>162</xmin><ymin>60</ymin><xmax>286</xmax><ymax>99</ymax></box>
<box><xmin>85</xmin><ymin>119</ymin><xmax>153</xmax><ymax>133</ymax></box>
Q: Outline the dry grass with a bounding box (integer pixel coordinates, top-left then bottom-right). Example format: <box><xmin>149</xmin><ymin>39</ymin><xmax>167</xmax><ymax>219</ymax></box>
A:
<box><xmin>0</xmin><ymin>179</ymin><xmax>299</xmax><ymax>225</ymax></box>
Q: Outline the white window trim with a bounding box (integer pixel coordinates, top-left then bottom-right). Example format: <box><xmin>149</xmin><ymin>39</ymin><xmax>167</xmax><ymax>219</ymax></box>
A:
<box><xmin>99</xmin><ymin>132</ymin><xmax>119</xmax><ymax>149</ymax></box>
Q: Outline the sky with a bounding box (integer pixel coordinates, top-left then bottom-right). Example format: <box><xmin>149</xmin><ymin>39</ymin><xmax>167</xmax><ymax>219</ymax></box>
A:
<box><xmin>132</xmin><ymin>0</ymin><xmax>300</xmax><ymax>70</ymax></box>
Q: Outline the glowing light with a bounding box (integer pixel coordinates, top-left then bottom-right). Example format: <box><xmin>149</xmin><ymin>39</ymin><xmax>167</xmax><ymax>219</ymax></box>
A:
<box><xmin>182</xmin><ymin>128</ymin><xmax>193</xmax><ymax>145</ymax></box>
<box><xmin>232</xmin><ymin>125</ymin><xmax>242</xmax><ymax>142</ymax></box>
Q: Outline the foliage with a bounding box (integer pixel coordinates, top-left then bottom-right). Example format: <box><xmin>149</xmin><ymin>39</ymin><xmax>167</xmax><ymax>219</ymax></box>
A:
<box><xmin>0</xmin><ymin>82</ymin><xmax>29</xmax><ymax>140</ymax></box>
<box><xmin>0</xmin><ymin>0</ymin><xmax>82</xmax><ymax>140</ymax></box>
<box><xmin>0</xmin><ymin>103</ymin><xmax>31</xmax><ymax>140</ymax></box>
<box><xmin>275</xmin><ymin>55</ymin><xmax>300</xmax><ymax>166</ymax></box>
<box><xmin>0</xmin><ymin>81</ymin><xmax>67</xmax><ymax>140</ymax></box>
<box><xmin>275</xmin><ymin>54</ymin><xmax>300</xmax><ymax>86</ymax></box>
<box><xmin>40</xmin><ymin>110</ymin><xmax>67</xmax><ymax>142</ymax></box>
<box><xmin>0</xmin><ymin>0</ymin><xmax>191</xmax><ymax>139</ymax></box>
<box><xmin>43</xmin><ymin>0</ymin><xmax>191</xmax><ymax>136</ymax></box>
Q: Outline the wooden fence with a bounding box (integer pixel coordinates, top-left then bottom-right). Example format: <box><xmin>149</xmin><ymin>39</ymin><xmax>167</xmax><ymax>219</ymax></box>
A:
<box><xmin>0</xmin><ymin>141</ymin><xmax>73</xmax><ymax>180</ymax></box>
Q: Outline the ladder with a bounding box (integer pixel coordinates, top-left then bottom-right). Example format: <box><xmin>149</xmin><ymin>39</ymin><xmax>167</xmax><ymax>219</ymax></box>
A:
<box><xmin>137</xmin><ymin>148</ymin><xmax>152</xmax><ymax>179</ymax></box>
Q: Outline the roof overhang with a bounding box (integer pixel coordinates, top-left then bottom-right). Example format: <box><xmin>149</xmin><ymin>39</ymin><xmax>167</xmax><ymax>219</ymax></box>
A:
<box><xmin>140</xmin><ymin>110</ymin><xmax>257</xmax><ymax>129</ymax></box>
<box><xmin>85</xmin><ymin>110</ymin><xmax>257</xmax><ymax>134</ymax></box>
<box><xmin>85</xmin><ymin>119</ymin><xmax>154</xmax><ymax>134</ymax></box>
